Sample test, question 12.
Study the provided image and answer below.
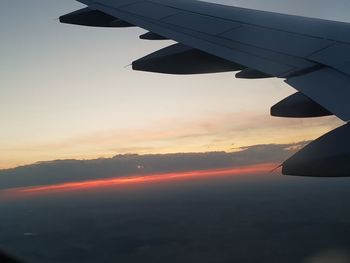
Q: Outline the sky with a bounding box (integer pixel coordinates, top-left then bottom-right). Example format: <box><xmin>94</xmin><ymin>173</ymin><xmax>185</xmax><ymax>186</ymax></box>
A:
<box><xmin>1</xmin><ymin>0</ymin><xmax>349</xmax><ymax>169</ymax></box>
<box><xmin>2</xmin><ymin>2</ymin><xmax>350</xmax><ymax>262</ymax></box>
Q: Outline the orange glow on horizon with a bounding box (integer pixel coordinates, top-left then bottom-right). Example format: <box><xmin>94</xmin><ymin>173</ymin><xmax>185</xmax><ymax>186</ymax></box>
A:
<box><xmin>0</xmin><ymin>163</ymin><xmax>279</xmax><ymax>199</ymax></box>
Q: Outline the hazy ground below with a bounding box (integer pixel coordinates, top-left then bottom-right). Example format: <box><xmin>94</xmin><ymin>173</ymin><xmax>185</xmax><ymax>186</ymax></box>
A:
<box><xmin>1</xmin><ymin>173</ymin><xmax>350</xmax><ymax>263</ymax></box>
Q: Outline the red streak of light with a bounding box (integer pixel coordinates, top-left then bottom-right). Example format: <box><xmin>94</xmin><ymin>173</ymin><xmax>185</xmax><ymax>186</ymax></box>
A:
<box><xmin>1</xmin><ymin>163</ymin><xmax>279</xmax><ymax>198</ymax></box>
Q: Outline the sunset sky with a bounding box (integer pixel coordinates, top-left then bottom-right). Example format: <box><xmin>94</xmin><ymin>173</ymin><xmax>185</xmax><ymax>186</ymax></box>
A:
<box><xmin>1</xmin><ymin>0</ymin><xmax>348</xmax><ymax>169</ymax></box>
<box><xmin>2</xmin><ymin>2</ymin><xmax>350</xmax><ymax>262</ymax></box>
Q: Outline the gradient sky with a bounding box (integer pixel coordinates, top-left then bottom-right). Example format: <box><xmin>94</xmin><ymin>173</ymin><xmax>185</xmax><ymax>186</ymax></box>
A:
<box><xmin>1</xmin><ymin>0</ymin><xmax>348</xmax><ymax>169</ymax></box>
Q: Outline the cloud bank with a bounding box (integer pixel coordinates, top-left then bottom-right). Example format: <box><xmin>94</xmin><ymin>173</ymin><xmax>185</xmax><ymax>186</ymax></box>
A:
<box><xmin>0</xmin><ymin>141</ymin><xmax>309</xmax><ymax>190</ymax></box>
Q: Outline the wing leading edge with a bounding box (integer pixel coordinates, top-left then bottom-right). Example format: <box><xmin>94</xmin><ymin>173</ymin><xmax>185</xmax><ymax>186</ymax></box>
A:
<box><xmin>60</xmin><ymin>0</ymin><xmax>350</xmax><ymax>177</ymax></box>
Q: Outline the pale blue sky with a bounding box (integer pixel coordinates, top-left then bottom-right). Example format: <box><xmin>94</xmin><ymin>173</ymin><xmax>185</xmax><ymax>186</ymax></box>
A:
<box><xmin>0</xmin><ymin>0</ymin><xmax>346</xmax><ymax>168</ymax></box>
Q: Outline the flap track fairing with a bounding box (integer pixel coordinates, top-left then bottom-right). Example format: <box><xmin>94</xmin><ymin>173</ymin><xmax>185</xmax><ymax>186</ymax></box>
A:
<box><xmin>132</xmin><ymin>43</ymin><xmax>245</xmax><ymax>75</ymax></box>
<box><xmin>60</xmin><ymin>8</ymin><xmax>134</xmax><ymax>27</ymax></box>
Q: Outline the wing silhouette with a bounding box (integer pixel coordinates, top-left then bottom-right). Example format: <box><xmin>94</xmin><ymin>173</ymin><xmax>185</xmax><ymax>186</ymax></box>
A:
<box><xmin>60</xmin><ymin>0</ymin><xmax>350</xmax><ymax>177</ymax></box>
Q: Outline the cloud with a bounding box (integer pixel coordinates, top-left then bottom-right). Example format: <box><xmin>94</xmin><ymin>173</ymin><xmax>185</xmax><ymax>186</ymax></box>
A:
<box><xmin>0</xmin><ymin>141</ymin><xmax>307</xmax><ymax>191</ymax></box>
<box><xmin>1</xmin><ymin>111</ymin><xmax>340</xmax><ymax>170</ymax></box>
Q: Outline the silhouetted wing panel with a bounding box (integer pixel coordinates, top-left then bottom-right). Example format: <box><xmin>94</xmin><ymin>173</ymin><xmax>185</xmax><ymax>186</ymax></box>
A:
<box><xmin>221</xmin><ymin>25</ymin><xmax>332</xmax><ymax>57</ymax></box>
<box><xmin>309</xmin><ymin>43</ymin><xmax>350</xmax><ymax>76</ymax></box>
<box><xmin>150</xmin><ymin>0</ymin><xmax>350</xmax><ymax>43</ymax></box>
<box><xmin>121</xmin><ymin>2</ymin><xmax>180</xmax><ymax>20</ymax></box>
<box><xmin>161</xmin><ymin>12</ymin><xmax>241</xmax><ymax>35</ymax></box>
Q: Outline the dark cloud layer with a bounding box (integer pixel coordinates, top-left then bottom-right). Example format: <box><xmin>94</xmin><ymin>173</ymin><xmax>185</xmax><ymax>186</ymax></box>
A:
<box><xmin>0</xmin><ymin>142</ymin><xmax>308</xmax><ymax>190</ymax></box>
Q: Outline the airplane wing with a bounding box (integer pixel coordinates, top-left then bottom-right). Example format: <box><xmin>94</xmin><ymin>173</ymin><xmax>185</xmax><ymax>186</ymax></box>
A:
<box><xmin>60</xmin><ymin>0</ymin><xmax>350</xmax><ymax>177</ymax></box>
